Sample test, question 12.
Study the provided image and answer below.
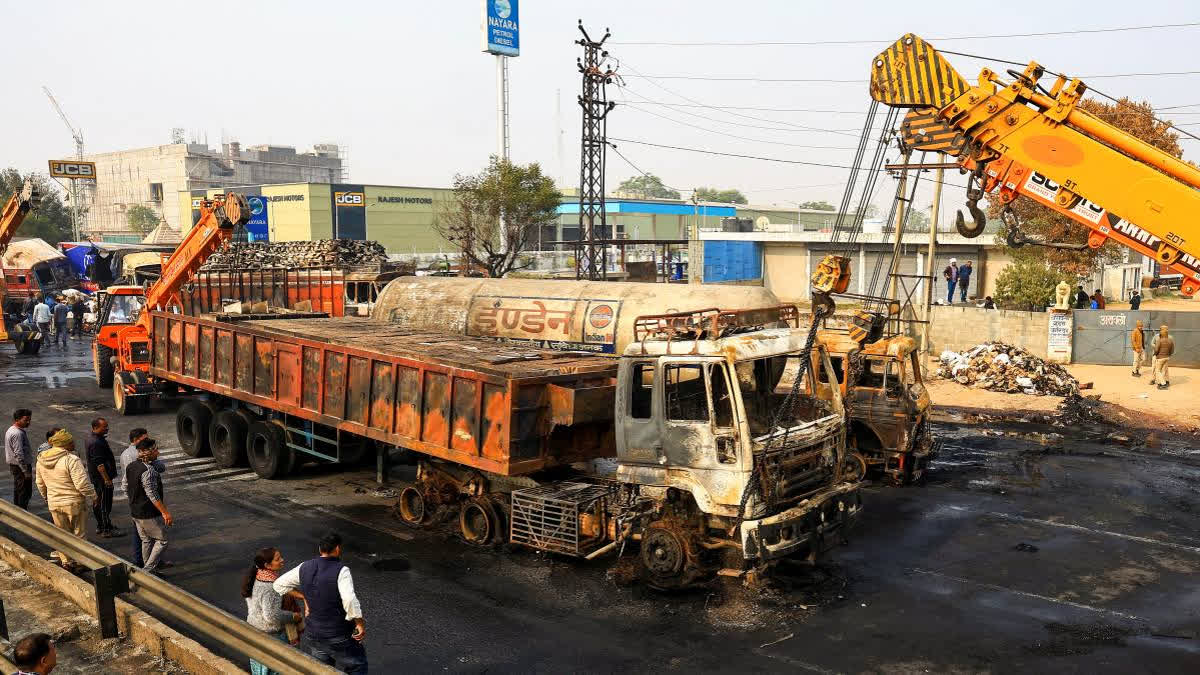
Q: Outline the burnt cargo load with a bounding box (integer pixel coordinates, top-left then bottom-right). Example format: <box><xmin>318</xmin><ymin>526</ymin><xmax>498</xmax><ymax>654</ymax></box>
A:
<box><xmin>148</xmin><ymin>306</ymin><xmax>860</xmax><ymax>588</ymax></box>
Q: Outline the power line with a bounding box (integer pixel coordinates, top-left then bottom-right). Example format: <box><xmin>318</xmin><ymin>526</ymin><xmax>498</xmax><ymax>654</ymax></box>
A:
<box><xmin>610</xmin><ymin>137</ymin><xmax>884</xmax><ymax>169</ymax></box>
<box><xmin>619</xmin><ymin>99</ymin><xmax>861</xmax><ymax>148</ymax></box>
<box><xmin>614</xmin><ymin>97</ymin><xmax>1200</xmax><ymax>117</ymax></box>
<box><xmin>622</xmin><ymin>69</ymin><xmax>1200</xmax><ymax>84</ymax></box>
<box><xmin>618</xmin><ymin>87</ymin><xmax>864</xmax><ymax>133</ymax></box>
<box><xmin>611</xmin><ymin>22</ymin><xmax>1200</xmax><ymax>46</ymax></box>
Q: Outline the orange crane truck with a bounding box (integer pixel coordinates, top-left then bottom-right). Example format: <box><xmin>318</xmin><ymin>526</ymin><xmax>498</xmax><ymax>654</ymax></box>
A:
<box><xmin>0</xmin><ymin>178</ymin><xmax>44</xmax><ymax>352</ymax></box>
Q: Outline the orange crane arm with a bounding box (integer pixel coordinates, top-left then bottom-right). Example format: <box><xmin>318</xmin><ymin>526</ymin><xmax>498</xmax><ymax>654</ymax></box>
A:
<box><xmin>0</xmin><ymin>178</ymin><xmax>41</xmax><ymax>257</ymax></box>
<box><xmin>872</xmin><ymin>34</ymin><xmax>1200</xmax><ymax>296</ymax></box>
<box><xmin>135</xmin><ymin>193</ymin><xmax>249</xmax><ymax>333</ymax></box>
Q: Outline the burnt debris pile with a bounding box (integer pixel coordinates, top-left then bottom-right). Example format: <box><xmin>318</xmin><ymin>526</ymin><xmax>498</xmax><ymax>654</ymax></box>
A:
<box><xmin>203</xmin><ymin>240</ymin><xmax>390</xmax><ymax>270</ymax></box>
<box><xmin>937</xmin><ymin>342</ymin><xmax>1079</xmax><ymax>396</ymax></box>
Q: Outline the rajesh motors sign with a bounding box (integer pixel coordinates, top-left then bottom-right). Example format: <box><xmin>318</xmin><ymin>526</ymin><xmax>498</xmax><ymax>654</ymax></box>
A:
<box><xmin>48</xmin><ymin>160</ymin><xmax>96</xmax><ymax>179</ymax></box>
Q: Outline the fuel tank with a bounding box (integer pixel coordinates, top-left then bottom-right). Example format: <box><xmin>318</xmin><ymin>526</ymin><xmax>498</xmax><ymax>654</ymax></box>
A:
<box><xmin>372</xmin><ymin>276</ymin><xmax>783</xmax><ymax>354</ymax></box>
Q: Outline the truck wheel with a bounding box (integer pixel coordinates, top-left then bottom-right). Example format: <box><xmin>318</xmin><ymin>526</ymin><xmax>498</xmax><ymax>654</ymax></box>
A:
<box><xmin>176</xmin><ymin>400</ymin><xmax>213</xmax><ymax>457</ymax></box>
<box><xmin>395</xmin><ymin>486</ymin><xmax>432</xmax><ymax>527</ymax></box>
<box><xmin>639</xmin><ymin>523</ymin><xmax>705</xmax><ymax>590</ymax></box>
<box><xmin>113</xmin><ymin>379</ymin><xmax>134</xmax><ymax>416</ymax></box>
<box><xmin>459</xmin><ymin>496</ymin><xmax>506</xmax><ymax>546</ymax></box>
<box><xmin>210</xmin><ymin>410</ymin><xmax>249</xmax><ymax>469</ymax></box>
<box><xmin>95</xmin><ymin>345</ymin><xmax>114</xmax><ymax>388</ymax></box>
<box><xmin>842</xmin><ymin>452</ymin><xmax>868</xmax><ymax>483</ymax></box>
<box><xmin>246</xmin><ymin>421</ymin><xmax>292</xmax><ymax>479</ymax></box>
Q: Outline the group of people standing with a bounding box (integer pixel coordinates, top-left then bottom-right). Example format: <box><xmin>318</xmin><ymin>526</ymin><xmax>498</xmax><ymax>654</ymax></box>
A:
<box><xmin>4</xmin><ymin>411</ymin><xmax>171</xmax><ymax>575</ymax></box>
<box><xmin>943</xmin><ymin>258</ymin><xmax>973</xmax><ymax>304</ymax></box>
<box><xmin>21</xmin><ymin>293</ymin><xmax>88</xmax><ymax>349</ymax></box>
<box><xmin>242</xmin><ymin>533</ymin><xmax>368</xmax><ymax>674</ymax></box>
<box><xmin>1130</xmin><ymin>320</ymin><xmax>1175</xmax><ymax>389</ymax></box>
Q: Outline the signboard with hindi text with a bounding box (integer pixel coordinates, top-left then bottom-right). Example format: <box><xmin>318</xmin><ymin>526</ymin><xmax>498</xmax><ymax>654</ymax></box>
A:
<box><xmin>467</xmin><ymin>294</ymin><xmax>620</xmax><ymax>353</ymax></box>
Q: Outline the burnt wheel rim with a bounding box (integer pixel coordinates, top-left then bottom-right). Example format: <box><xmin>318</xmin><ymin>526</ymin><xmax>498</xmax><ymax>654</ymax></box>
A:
<box><xmin>845</xmin><ymin>453</ymin><xmax>867</xmax><ymax>482</ymax></box>
<box><xmin>398</xmin><ymin>487</ymin><xmax>426</xmax><ymax>524</ymax></box>
<box><xmin>641</xmin><ymin>528</ymin><xmax>685</xmax><ymax>578</ymax></box>
<box><xmin>250</xmin><ymin>433</ymin><xmax>270</xmax><ymax>466</ymax></box>
<box><xmin>460</xmin><ymin>501</ymin><xmax>492</xmax><ymax>544</ymax></box>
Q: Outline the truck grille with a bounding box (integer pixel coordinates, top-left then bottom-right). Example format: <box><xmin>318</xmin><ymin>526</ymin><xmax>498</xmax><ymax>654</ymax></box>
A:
<box><xmin>510</xmin><ymin>482</ymin><xmax>614</xmax><ymax>556</ymax></box>
<box><xmin>758</xmin><ymin>427</ymin><xmax>843</xmax><ymax>504</ymax></box>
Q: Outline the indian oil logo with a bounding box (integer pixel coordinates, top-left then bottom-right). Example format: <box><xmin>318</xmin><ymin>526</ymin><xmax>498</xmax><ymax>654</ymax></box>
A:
<box><xmin>588</xmin><ymin>304</ymin><xmax>614</xmax><ymax>329</ymax></box>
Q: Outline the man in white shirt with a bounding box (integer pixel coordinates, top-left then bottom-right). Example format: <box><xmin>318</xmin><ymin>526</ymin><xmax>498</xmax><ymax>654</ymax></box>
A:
<box><xmin>273</xmin><ymin>532</ymin><xmax>366</xmax><ymax>674</ymax></box>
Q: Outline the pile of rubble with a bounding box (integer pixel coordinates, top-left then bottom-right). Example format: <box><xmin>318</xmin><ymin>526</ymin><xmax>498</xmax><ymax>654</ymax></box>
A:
<box><xmin>937</xmin><ymin>342</ymin><xmax>1079</xmax><ymax>396</ymax></box>
<box><xmin>203</xmin><ymin>240</ymin><xmax>389</xmax><ymax>270</ymax></box>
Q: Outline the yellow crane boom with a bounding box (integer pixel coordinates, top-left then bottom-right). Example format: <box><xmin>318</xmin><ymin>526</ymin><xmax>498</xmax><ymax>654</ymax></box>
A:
<box><xmin>870</xmin><ymin>33</ymin><xmax>1200</xmax><ymax>296</ymax></box>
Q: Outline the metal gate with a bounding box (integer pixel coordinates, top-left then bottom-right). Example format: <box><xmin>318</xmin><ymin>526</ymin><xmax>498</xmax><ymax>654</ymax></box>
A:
<box><xmin>1072</xmin><ymin>310</ymin><xmax>1200</xmax><ymax>367</ymax></box>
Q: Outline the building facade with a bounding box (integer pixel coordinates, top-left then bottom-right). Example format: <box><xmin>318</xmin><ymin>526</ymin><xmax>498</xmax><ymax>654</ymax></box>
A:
<box><xmin>85</xmin><ymin>142</ymin><xmax>343</xmax><ymax>243</ymax></box>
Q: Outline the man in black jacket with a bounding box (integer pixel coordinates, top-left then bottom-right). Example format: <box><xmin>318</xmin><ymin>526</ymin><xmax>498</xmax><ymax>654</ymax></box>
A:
<box><xmin>127</xmin><ymin>438</ymin><xmax>172</xmax><ymax>573</ymax></box>
<box><xmin>85</xmin><ymin>417</ymin><xmax>122</xmax><ymax>538</ymax></box>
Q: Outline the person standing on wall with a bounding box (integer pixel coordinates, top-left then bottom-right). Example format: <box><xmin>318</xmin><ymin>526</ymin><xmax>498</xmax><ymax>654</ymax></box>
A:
<box><xmin>274</xmin><ymin>532</ymin><xmax>367</xmax><ymax>674</ymax></box>
<box><xmin>957</xmin><ymin>261</ymin><xmax>973</xmax><ymax>303</ymax></box>
<box><xmin>1074</xmin><ymin>285</ymin><xmax>1090</xmax><ymax>310</ymax></box>
<box><xmin>1152</xmin><ymin>324</ymin><xmax>1175</xmax><ymax>390</ymax></box>
<box><xmin>5</xmin><ymin>409</ymin><xmax>34</xmax><ymax>509</ymax></box>
<box><xmin>1129</xmin><ymin>290</ymin><xmax>1142</xmax><ymax>310</ymax></box>
<box><xmin>1130</xmin><ymin>319</ymin><xmax>1146</xmax><ymax>377</ymax></box>
<box><xmin>943</xmin><ymin>258</ymin><xmax>958</xmax><ymax>304</ymax></box>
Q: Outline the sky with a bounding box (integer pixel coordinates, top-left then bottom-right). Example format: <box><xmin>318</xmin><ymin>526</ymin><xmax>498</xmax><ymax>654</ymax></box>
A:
<box><xmin>3</xmin><ymin>0</ymin><xmax>1199</xmax><ymax>220</ymax></box>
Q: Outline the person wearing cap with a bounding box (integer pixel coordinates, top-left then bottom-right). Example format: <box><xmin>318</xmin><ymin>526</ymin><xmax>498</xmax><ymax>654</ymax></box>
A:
<box><xmin>943</xmin><ymin>258</ymin><xmax>959</xmax><ymax>304</ymax></box>
<box><xmin>1151</xmin><ymin>324</ymin><xmax>1175</xmax><ymax>389</ymax></box>
<box><xmin>34</xmin><ymin>430</ymin><xmax>97</xmax><ymax>571</ymax></box>
<box><xmin>1130</xmin><ymin>320</ymin><xmax>1146</xmax><ymax>377</ymax></box>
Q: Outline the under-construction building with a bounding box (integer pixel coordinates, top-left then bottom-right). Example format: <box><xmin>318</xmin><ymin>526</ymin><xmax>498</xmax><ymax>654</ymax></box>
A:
<box><xmin>83</xmin><ymin>141</ymin><xmax>345</xmax><ymax>242</ymax></box>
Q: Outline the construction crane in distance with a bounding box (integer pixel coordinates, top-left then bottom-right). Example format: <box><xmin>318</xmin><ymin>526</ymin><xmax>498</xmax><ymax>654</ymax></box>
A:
<box><xmin>42</xmin><ymin>86</ymin><xmax>87</xmax><ymax>240</ymax></box>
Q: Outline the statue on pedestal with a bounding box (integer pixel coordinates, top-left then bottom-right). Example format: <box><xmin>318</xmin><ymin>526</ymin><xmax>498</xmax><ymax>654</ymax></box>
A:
<box><xmin>1054</xmin><ymin>280</ymin><xmax>1072</xmax><ymax>310</ymax></box>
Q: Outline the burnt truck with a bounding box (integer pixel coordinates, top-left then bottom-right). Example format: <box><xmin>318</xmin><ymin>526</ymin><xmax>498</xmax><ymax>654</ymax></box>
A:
<box><xmin>149</xmin><ymin>303</ymin><xmax>860</xmax><ymax>588</ymax></box>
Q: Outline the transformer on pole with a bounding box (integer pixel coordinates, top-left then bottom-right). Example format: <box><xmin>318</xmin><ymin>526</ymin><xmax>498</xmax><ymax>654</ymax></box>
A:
<box><xmin>575</xmin><ymin>22</ymin><xmax>616</xmax><ymax>280</ymax></box>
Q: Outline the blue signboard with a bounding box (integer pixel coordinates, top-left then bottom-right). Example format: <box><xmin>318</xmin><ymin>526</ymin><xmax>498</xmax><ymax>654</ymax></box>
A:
<box><xmin>482</xmin><ymin>0</ymin><xmax>519</xmax><ymax>57</ymax></box>
<box><xmin>245</xmin><ymin>195</ymin><xmax>269</xmax><ymax>242</ymax></box>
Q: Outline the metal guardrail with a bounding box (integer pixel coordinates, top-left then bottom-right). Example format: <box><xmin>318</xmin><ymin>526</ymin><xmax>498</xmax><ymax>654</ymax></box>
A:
<box><xmin>0</xmin><ymin>500</ymin><xmax>336</xmax><ymax>675</ymax></box>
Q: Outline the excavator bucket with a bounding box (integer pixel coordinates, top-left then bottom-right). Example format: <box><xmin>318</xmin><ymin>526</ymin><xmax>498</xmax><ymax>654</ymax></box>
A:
<box><xmin>870</xmin><ymin>34</ymin><xmax>969</xmax><ymax>109</ymax></box>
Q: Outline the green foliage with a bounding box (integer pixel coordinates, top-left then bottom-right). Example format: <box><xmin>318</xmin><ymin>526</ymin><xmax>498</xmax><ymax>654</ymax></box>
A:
<box><xmin>694</xmin><ymin>186</ymin><xmax>747</xmax><ymax>204</ymax></box>
<box><xmin>797</xmin><ymin>200</ymin><xmax>835</xmax><ymax>211</ymax></box>
<box><xmin>125</xmin><ymin>204</ymin><xmax>161</xmax><ymax>235</ymax></box>
<box><xmin>435</xmin><ymin>156</ymin><xmax>562</xmax><ymax>278</ymax></box>
<box><xmin>993</xmin><ymin>255</ymin><xmax>1066</xmax><ymax>311</ymax></box>
<box><xmin>0</xmin><ymin>168</ymin><xmax>74</xmax><ymax>244</ymax></box>
<box><xmin>616</xmin><ymin>174</ymin><xmax>680</xmax><ymax>200</ymax></box>
<box><xmin>907</xmin><ymin>207</ymin><xmax>930</xmax><ymax>231</ymax></box>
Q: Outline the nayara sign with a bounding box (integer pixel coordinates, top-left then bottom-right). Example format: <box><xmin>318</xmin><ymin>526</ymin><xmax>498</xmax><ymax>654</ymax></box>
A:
<box><xmin>481</xmin><ymin>0</ymin><xmax>519</xmax><ymax>57</ymax></box>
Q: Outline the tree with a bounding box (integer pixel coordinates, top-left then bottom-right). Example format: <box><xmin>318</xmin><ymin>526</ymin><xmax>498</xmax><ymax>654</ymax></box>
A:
<box><xmin>694</xmin><ymin>187</ymin><xmax>748</xmax><ymax>204</ymax></box>
<box><xmin>797</xmin><ymin>200</ymin><xmax>835</xmax><ymax>211</ymax></box>
<box><xmin>435</xmin><ymin>156</ymin><xmax>562</xmax><ymax>278</ymax></box>
<box><xmin>988</xmin><ymin>97</ymin><xmax>1182</xmax><ymax>276</ymax></box>
<box><xmin>125</xmin><ymin>204</ymin><xmax>161</xmax><ymax>235</ymax></box>
<box><xmin>907</xmin><ymin>207</ymin><xmax>930</xmax><ymax>231</ymax></box>
<box><xmin>0</xmin><ymin>169</ymin><xmax>73</xmax><ymax>244</ymax></box>
<box><xmin>616</xmin><ymin>174</ymin><xmax>680</xmax><ymax>200</ymax></box>
<box><xmin>993</xmin><ymin>256</ymin><xmax>1067</xmax><ymax>311</ymax></box>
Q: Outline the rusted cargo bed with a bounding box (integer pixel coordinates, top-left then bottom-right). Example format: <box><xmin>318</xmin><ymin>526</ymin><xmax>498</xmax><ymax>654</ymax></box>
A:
<box><xmin>149</xmin><ymin>312</ymin><xmax>619</xmax><ymax>476</ymax></box>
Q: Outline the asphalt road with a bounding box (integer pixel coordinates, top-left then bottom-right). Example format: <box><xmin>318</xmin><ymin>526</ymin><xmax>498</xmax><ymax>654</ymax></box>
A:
<box><xmin>0</xmin><ymin>341</ymin><xmax>1197</xmax><ymax>673</ymax></box>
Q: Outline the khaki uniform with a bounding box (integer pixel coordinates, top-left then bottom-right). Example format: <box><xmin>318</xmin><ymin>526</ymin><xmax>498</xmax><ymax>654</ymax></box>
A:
<box><xmin>1131</xmin><ymin>327</ymin><xmax>1145</xmax><ymax>374</ymax></box>
<box><xmin>1152</xmin><ymin>334</ymin><xmax>1175</xmax><ymax>386</ymax></box>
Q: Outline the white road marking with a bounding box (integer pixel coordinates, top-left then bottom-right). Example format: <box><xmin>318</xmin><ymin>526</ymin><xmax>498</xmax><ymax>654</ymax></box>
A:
<box><xmin>941</xmin><ymin>504</ymin><xmax>1200</xmax><ymax>555</ymax></box>
<box><xmin>910</xmin><ymin>568</ymin><xmax>1148</xmax><ymax>623</ymax></box>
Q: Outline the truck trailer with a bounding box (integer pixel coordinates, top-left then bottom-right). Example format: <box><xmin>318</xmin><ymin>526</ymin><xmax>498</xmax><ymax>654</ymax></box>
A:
<box><xmin>149</xmin><ymin>304</ymin><xmax>860</xmax><ymax>588</ymax></box>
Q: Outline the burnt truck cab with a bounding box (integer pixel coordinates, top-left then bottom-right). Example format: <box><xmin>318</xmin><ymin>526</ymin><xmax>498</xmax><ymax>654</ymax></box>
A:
<box><xmin>613</xmin><ymin>312</ymin><xmax>861</xmax><ymax>584</ymax></box>
<box><xmin>816</xmin><ymin>331</ymin><xmax>934</xmax><ymax>484</ymax></box>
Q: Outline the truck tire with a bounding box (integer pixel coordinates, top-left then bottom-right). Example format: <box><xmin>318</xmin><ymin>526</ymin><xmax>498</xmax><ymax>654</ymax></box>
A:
<box><xmin>95</xmin><ymin>344</ymin><xmax>114</xmax><ymax>388</ymax></box>
<box><xmin>176</xmin><ymin>400</ymin><xmax>213</xmax><ymax>457</ymax></box>
<box><xmin>246</xmin><ymin>421</ymin><xmax>293</xmax><ymax>479</ymax></box>
<box><xmin>459</xmin><ymin>496</ymin><xmax>506</xmax><ymax>546</ymax></box>
<box><xmin>209</xmin><ymin>410</ymin><xmax>249</xmax><ymax>469</ymax></box>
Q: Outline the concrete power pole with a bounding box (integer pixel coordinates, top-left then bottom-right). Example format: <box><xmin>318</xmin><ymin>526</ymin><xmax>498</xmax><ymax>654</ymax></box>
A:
<box><xmin>922</xmin><ymin>161</ymin><xmax>946</xmax><ymax>354</ymax></box>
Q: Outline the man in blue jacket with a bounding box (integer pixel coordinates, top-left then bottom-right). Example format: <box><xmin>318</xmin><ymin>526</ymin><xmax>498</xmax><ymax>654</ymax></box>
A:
<box><xmin>274</xmin><ymin>532</ymin><xmax>367</xmax><ymax>674</ymax></box>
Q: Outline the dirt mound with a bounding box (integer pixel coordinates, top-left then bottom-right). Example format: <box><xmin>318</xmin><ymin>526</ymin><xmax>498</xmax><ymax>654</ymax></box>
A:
<box><xmin>937</xmin><ymin>342</ymin><xmax>1078</xmax><ymax>396</ymax></box>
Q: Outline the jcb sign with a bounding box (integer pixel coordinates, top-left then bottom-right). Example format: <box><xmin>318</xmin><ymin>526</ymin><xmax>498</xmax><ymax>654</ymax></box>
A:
<box><xmin>334</xmin><ymin>191</ymin><xmax>365</xmax><ymax>207</ymax></box>
<box><xmin>48</xmin><ymin>160</ymin><xmax>96</xmax><ymax>179</ymax></box>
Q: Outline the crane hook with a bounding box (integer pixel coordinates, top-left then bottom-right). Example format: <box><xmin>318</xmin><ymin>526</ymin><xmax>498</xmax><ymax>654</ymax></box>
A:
<box><xmin>955</xmin><ymin>171</ymin><xmax>987</xmax><ymax>238</ymax></box>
